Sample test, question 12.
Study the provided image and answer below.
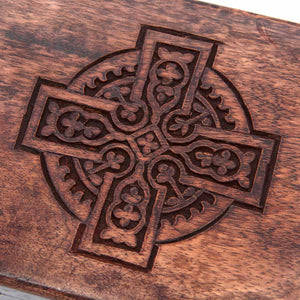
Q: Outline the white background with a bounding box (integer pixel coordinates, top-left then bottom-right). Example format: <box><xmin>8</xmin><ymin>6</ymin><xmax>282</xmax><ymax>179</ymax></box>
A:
<box><xmin>201</xmin><ymin>0</ymin><xmax>299</xmax><ymax>23</ymax></box>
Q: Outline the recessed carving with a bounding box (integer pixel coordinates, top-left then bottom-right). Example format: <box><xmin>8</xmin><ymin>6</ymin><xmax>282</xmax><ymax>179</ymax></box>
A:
<box><xmin>16</xmin><ymin>25</ymin><xmax>280</xmax><ymax>271</ymax></box>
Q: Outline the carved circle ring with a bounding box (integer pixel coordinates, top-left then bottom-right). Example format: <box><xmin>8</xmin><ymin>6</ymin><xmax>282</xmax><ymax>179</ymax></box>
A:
<box><xmin>42</xmin><ymin>48</ymin><xmax>253</xmax><ymax>244</ymax></box>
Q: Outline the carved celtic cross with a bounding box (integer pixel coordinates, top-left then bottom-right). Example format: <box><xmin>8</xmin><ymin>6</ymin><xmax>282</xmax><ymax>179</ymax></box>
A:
<box><xmin>17</xmin><ymin>26</ymin><xmax>280</xmax><ymax>270</ymax></box>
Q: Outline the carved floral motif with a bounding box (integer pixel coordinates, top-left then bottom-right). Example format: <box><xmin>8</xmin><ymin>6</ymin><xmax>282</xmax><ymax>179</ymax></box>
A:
<box><xmin>147</xmin><ymin>47</ymin><xmax>195</xmax><ymax>123</ymax></box>
<box><xmin>100</xmin><ymin>163</ymin><xmax>150</xmax><ymax>248</ymax></box>
<box><xmin>173</xmin><ymin>140</ymin><xmax>256</xmax><ymax>188</ymax></box>
<box><xmin>40</xmin><ymin>101</ymin><xmax>116</xmax><ymax>146</ymax></box>
<box><xmin>137</xmin><ymin>133</ymin><xmax>159</xmax><ymax>155</ymax></box>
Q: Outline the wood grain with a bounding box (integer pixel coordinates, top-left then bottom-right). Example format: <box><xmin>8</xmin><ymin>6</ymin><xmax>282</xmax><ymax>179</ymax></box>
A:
<box><xmin>0</xmin><ymin>0</ymin><xmax>299</xmax><ymax>299</ymax></box>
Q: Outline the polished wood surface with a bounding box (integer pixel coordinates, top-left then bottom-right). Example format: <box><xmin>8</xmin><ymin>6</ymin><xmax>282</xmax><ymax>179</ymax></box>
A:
<box><xmin>0</xmin><ymin>0</ymin><xmax>299</xmax><ymax>299</ymax></box>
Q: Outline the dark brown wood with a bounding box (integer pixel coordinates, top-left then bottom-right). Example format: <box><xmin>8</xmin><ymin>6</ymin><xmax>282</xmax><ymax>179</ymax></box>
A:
<box><xmin>0</xmin><ymin>0</ymin><xmax>299</xmax><ymax>299</ymax></box>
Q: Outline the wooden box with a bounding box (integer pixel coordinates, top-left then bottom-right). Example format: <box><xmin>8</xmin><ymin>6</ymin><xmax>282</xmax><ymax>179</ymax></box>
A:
<box><xmin>0</xmin><ymin>0</ymin><xmax>299</xmax><ymax>299</ymax></box>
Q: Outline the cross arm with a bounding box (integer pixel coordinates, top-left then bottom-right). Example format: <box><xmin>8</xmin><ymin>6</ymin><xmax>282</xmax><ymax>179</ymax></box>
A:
<box><xmin>18</xmin><ymin>80</ymin><xmax>123</xmax><ymax>162</ymax></box>
<box><xmin>171</xmin><ymin>126</ymin><xmax>278</xmax><ymax>208</ymax></box>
